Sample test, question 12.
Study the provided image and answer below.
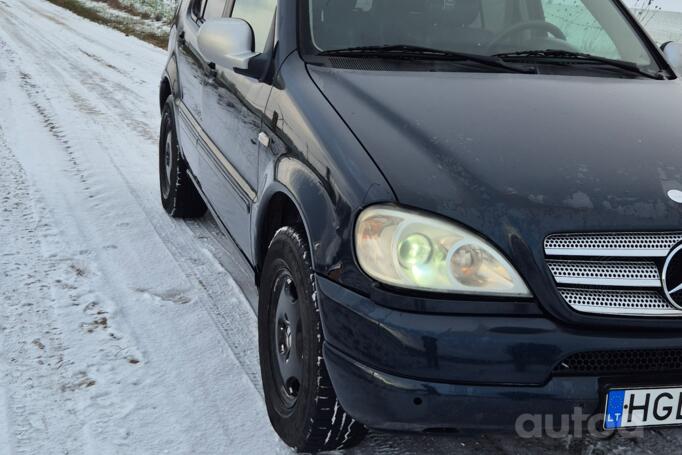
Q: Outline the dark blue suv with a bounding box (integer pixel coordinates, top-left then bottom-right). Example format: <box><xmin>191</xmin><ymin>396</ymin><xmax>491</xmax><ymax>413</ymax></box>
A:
<box><xmin>159</xmin><ymin>0</ymin><xmax>682</xmax><ymax>451</ymax></box>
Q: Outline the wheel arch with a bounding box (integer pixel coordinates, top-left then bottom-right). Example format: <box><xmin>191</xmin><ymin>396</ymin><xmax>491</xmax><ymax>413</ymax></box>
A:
<box><xmin>159</xmin><ymin>54</ymin><xmax>180</xmax><ymax>112</ymax></box>
<box><xmin>253</xmin><ymin>159</ymin><xmax>340</xmax><ymax>286</ymax></box>
<box><xmin>159</xmin><ymin>76</ymin><xmax>172</xmax><ymax>111</ymax></box>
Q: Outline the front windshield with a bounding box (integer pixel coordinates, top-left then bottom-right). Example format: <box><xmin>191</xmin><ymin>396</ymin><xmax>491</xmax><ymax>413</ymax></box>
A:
<box><xmin>306</xmin><ymin>0</ymin><xmax>657</xmax><ymax>69</ymax></box>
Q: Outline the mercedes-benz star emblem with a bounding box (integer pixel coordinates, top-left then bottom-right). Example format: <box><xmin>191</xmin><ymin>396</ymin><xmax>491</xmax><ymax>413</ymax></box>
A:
<box><xmin>663</xmin><ymin>244</ymin><xmax>682</xmax><ymax>309</ymax></box>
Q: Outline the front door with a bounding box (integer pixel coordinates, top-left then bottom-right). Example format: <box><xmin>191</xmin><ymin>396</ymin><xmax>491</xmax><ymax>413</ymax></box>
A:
<box><xmin>199</xmin><ymin>0</ymin><xmax>277</xmax><ymax>256</ymax></box>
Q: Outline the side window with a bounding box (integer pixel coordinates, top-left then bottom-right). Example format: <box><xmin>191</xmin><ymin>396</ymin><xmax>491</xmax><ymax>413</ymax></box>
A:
<box><xmin>204</xmin><ymin>0</ymin><xmax>228</xmax><ymax>20</ymax></box>
<box><xmin>480</xmin><ymin>0</ymin><xmax>508</xmax><ymax>32</ymax></box>
<box><xmin>230</xmin><ymin>0</ymin><xmax>278</xmax><ymax>53</ymax></box>
<box><xmin>191</xmin><ymin>0</ymin><xmax>206</xmax><ymax>20</ymax></box>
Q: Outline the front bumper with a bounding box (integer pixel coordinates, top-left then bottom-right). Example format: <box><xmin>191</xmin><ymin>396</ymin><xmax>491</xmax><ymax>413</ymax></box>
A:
<box><xmin>324</xmin><ymin>343</ymin><xmax>599</xmax><ymax>431</ymax></box>
<box><xmin>317</xmin><ymin>276</ymin><xmax>682</xmax><ymax>430</ymax></box>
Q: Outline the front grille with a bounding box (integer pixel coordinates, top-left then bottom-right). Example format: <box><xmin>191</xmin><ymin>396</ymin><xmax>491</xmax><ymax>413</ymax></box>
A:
<box><xmin>554</xmin><ymin>349</ymin><xmax>682</xmax><ymax>376</ymax></box>
<box><xmin>544</xmin><ymin>232</ymin><xmax>682</xmax><ymax>317</ymax></box>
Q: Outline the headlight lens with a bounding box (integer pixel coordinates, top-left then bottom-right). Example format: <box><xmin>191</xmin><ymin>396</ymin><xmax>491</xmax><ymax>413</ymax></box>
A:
<box><xmin>355</xmin><ymin>205</ymin><xmax>532</xmax><ymax>297</ymax></box>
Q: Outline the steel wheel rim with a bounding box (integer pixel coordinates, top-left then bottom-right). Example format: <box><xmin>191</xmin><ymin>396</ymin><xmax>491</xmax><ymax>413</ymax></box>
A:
<box><xmin>161</xmin><ymin>127</ymin><xmax>173</xmax><ymax>199</ymax></box>
<box><xmin>272</xmin><ymin>272</ymin><xmax>303</xmax><ymax>410</ymax></box>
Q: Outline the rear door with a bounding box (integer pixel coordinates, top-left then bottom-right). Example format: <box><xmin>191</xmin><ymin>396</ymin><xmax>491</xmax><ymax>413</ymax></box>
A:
<box><xmin>175</xmin><ymin>0</ymin><xmax>212</xmax><ymax>173</ymax></box>
<box><xmin>199</xmin><ymin>0</ymin><xmax>277</xmax><ymax>255</ymax></box>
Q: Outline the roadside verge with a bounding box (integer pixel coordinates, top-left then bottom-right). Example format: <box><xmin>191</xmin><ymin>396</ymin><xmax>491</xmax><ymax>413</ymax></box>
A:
<box><xmin>44</xmin><ymin>0</ymin><xmax>170</xmax><ymax>48</ymax></box>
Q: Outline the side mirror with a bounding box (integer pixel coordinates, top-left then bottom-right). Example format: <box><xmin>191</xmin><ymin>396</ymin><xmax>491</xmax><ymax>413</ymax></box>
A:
<box><xmin>197</xmin><ymin>18</ymin><xmax>257</xmax><ymax>70</ymax></box>
<box><xmin>662</xmin><ymin>41</ymin><xmax>682</xmax><ymax>74</ymax></box>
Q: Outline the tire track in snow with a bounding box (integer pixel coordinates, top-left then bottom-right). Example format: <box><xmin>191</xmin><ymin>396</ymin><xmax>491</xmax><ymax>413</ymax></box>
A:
<box><xmin>0</xmin><ymin>125</ymin><xmax>87</xmax><ymax>455</ymax></box>
<box><xmin>98</xmin><ymin>154</ymin><xmax>266</xmax><ymax>397</ymax></box>
<box><xmin>0</xmin><ymin>0</ymin><xmax>264</xmax><ymax>399</ymax></box>
<box><xmin>18</xmin><ymin>72</ymin><xmax>86</xmax><ymax>179</ymax></box>
<box><xmin>1</xmin><ymin>39</ymin><xmax>168</xmax><ymax>454</ymax></box>
<box><xmin>0</xmin><ymin>8</ymin><xmax>155</xmax><ymax>144</ymax></box>
<box><xmin>0</xmin><ymin>4</ymin><xmax>287</xmax><ymax>451</ymax></box>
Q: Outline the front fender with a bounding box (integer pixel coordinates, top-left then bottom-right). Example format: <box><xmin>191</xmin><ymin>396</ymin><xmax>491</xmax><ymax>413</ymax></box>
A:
<box><xmin>252</xmin><ymin>53</ymin><xmax>395</xmax><ymax>294</ymax></box>
<box><xmin>254</xmin><ymin>156</ymin><xmax>393</xmax><ymax>295</ymax></box>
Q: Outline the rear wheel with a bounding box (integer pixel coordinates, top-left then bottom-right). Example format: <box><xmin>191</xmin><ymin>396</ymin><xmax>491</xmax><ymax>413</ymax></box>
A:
<box><xmin>159</xmin><ymin>97</ymin><xmax>206</xmax><ymax>218</ymax></box>
<box><xmin>259</xmin><ymin>227</ymin><xmax>367</xmax><ymax>453</ymax></box>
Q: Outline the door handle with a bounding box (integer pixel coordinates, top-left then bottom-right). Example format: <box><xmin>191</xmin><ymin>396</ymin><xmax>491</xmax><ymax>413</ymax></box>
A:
<box><xmin>258</xmin><ymin>132</ymin><xmax>270</xmax><ymax>148</ymax></box>
<box><xmin>206</xmin><ymin>62</ymin><xmax>217</xmax><ymax>79</ymax></box>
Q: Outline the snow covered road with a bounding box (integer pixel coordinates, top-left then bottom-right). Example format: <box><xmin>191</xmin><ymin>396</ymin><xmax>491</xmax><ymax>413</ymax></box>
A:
<box><xmin>1</xmin><ymin>1</ymin><xmax>681</xmax><ymax>454</ymax></box>
<box><xmin>0</xmin><ymin>1</ymin><xmax>284</xmax><ymax>453</ymax></box>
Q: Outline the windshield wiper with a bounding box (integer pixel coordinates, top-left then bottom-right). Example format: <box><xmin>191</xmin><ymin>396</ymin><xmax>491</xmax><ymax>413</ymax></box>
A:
<box><xmin>319</xmin><ymin>44</ymin><xmax>535</xmax><ymax>74</ymax></box>
<box><xmin>494</xmin><ymin>49</ymin><xmax>666</xmax><ymax>80</ymax></box>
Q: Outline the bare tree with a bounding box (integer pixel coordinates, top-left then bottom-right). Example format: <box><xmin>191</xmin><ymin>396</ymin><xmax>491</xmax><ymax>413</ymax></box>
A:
<box><xmin>630</xmin><ymin>0</ymin><xmax>662</xmax><ymax>25</ymax></box>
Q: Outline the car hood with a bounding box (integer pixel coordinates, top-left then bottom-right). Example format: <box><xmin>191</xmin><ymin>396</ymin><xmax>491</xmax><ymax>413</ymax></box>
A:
<box><xmin>309</xmin><ymin>66</ymin><xmax>682</xmax><ymax>262</ymax></box>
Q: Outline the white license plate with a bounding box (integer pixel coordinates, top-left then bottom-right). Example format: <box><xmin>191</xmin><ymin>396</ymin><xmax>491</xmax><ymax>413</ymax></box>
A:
<box><xmin>605</xmin><ymin>387</ymin><xmax>682</xmax><ymax>429</ymax></box>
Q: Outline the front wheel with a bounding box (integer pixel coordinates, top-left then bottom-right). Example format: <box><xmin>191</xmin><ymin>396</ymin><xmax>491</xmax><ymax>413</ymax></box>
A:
<box><xmin>258</xmin><ymin>227</ymin><xmax>367</xmax><ymax>453</ymax></box>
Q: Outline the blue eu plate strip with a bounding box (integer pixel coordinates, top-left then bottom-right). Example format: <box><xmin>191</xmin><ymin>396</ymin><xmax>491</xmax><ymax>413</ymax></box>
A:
<box><xmin>605</xmin><ymin>390</ymin><xmax>626</xmax><ymax>429</ymax></box>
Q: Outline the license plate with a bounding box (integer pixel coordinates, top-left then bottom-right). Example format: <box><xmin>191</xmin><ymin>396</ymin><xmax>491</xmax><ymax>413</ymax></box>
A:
<box><xmin>604</xmin><ymin>387</ymin><xmax>682</xmax><ymax>429</ymax></box>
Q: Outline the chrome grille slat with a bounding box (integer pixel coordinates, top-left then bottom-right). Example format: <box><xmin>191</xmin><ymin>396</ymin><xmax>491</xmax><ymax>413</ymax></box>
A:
<box><xmin>545</xmin><ymin>232</ymin><xmax>682</xmax><ymax>257</ymax></box>
<box><xmin>545</xmin><ymin>232</ymin><xmax>682</xmax><ymax>317</ymax></box>
<box><xmin>544</xmin><ymin>248</ymin><xmax>668</xmax><ymax>258</ymax></box>
<box><xmin>547</xmin><ymin>260</ymin><xmax>660</xmax><ymax>287</ymax></box>
<box><xmin>558</xmin><ymin>288</ymin><xmax>680</xmax><ymax>316</ymax></box>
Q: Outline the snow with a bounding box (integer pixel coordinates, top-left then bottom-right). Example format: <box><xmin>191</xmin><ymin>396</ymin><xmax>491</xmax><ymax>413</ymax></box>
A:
<box><xmin>0</xmin><ymin>390</ymin><xmax>9</xmax><ymax>452</ymax></box>
<box><xmin>2</xmin><ymin>0</ymin><xmax>682</xmax><ymax>454</ymax></box>
<box><xmin>0</xmin><ymin>1</ymin><xmax>285</xmax><ymax>453</ymax></box>
<box><xmin>120</xmin><ymin>0</ymin><xmax>178</xmax><ymax>22</ymax></box>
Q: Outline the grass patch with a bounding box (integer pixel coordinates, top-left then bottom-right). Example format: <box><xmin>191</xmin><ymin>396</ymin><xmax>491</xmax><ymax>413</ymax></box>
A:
<box><xmin>45</xmin><ymin>0</ymin><xmax>169</xmax><ymax>48</ymax></box>
<box><xmin>99</xmin><ymin>0</ymin><xmax>168</xmax><ymax>22</ymax></box>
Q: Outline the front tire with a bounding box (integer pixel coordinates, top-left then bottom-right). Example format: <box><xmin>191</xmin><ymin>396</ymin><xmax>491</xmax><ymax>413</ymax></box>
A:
<box><xmin>159</xmin><ymin>97</ymin><xmax>206</xmax><ymax>218</ymax></box>
<box><xmin>259</xmin><ymin>227</ymin><xmax>367</xmax><ymax>453</ymax></box>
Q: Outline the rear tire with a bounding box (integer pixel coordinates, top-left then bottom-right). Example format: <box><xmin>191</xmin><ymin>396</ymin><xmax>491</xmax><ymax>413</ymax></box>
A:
<box><xmin>259</xmin><ymin>227</ymin><xmax>367</xmax><ymax>453</ymax></box>
<box><xmin>159</xmin><ymin>97</ymin><xmax>206</xmax><ymax>218</ymax></box>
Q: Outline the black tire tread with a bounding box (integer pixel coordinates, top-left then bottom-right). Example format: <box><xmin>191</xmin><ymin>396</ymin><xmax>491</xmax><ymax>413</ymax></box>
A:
<box><xmin>260</xmin><ymin>227</ymin><xmax>367</xmax><ymax>453</ymax></box>
<box><xmin>160</xmin><ymin>97</ymin><xmax>206</xmax><ymax>219</ymax></box>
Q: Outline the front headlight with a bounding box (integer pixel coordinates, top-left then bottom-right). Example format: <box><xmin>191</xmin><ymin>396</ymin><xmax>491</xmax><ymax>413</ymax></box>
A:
<box><xmin>355</xmin><ymin>205</ymin><xmax>532</xmax><ymax>297</ymax></box>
